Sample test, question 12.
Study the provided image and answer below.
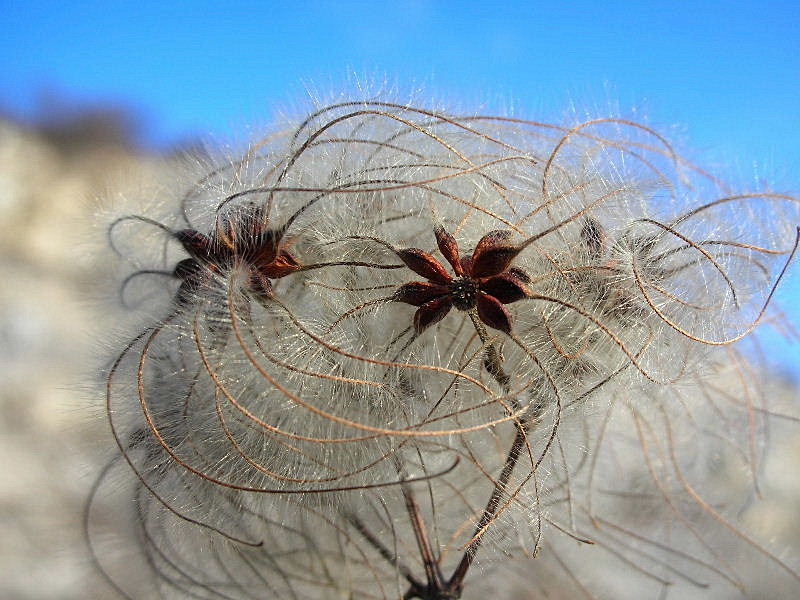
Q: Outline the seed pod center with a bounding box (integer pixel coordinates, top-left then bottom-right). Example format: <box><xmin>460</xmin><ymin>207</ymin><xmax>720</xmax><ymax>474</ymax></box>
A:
<box><xmin>451</xmin><ymin>277</ymin><xmax>479</xmax><ymax>311</ymax></box>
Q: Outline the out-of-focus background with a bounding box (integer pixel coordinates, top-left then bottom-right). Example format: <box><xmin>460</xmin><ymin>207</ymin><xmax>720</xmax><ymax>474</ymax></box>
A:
<box><xmin>1</xmin><ymin>2</ymin><xmax>798</xmax><ymax>598</ymax></box>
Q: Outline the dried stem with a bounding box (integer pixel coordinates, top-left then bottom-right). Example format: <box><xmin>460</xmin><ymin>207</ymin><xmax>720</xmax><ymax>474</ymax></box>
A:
<box><xmin>401</xmin><ymin>313</ymin><xmax>531</xmax><ymax>599</ymax></box>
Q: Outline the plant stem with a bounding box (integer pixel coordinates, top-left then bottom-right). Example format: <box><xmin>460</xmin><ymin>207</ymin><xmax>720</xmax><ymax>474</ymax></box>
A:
<box><xmin>403</xmin><ymin>313</ymin><xmax>530</xmax><ymax>599</ymax></box>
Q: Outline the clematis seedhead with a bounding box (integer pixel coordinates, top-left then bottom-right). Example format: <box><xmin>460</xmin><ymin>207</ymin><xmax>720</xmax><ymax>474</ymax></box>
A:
<box><xmin>393</xmin><ymin>226</ymin><xmax>530</xmax><ymax>334</ymax></box>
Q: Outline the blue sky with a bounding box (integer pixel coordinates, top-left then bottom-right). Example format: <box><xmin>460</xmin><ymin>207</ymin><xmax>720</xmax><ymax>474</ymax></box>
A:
<box><xmin>2</xmin><ymin>0</ymin><xmax>799</xmax><ymax>373</ymax></box>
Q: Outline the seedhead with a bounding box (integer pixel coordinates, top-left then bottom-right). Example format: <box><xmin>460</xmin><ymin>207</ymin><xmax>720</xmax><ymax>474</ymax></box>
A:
<box><xmin>89</xmin><ymin>99</ymin><xmax>800</xmax><ymax>599</ymax></box>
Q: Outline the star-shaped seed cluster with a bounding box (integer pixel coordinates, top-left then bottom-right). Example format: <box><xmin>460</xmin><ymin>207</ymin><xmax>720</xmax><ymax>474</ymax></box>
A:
<box><xmin>174</xmin><ymin>203</ymin><xmax>302</xmax><ymax>305</ymax></box>
<box><xmin>393</xmin><ymin>226</ymin><xmax>531</xmax><ymax>334</ymax></box>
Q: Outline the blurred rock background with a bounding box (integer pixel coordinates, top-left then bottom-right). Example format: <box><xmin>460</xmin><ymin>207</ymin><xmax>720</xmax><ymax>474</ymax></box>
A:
<box><xmin>0</xmin><ymin>108</ymin><xmax>177</xmax><ymax>599</ymax></box>
<box><xmin>1</xmin><ymin>107</ymin><xmax>799</xmax><ymax>599</ymax></box>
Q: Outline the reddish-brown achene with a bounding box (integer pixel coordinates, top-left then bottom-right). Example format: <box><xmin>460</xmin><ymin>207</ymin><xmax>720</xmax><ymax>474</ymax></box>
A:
<box><xmin>393</xmin><ymin>226</ymin><xmax>531</xmax><ymax>334</ymax></box>
<box><xmin>173</xmin><ymin>203</ymin><xmax>302</xmax><ymax>305</ymax></box>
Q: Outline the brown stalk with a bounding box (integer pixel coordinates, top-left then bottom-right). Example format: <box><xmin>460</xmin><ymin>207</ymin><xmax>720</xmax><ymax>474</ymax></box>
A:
<box><xmin>399</xmin><ymin>313</ymin><xmax>533</xmax><ymax>599</ymax></box>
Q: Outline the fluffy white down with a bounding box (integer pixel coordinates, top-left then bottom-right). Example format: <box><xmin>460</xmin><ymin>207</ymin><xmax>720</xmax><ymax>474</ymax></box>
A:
<box><xmin>94</xmin><ymin>99</ymin><xmax>800</xmax><ymax>600</ymax></box>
